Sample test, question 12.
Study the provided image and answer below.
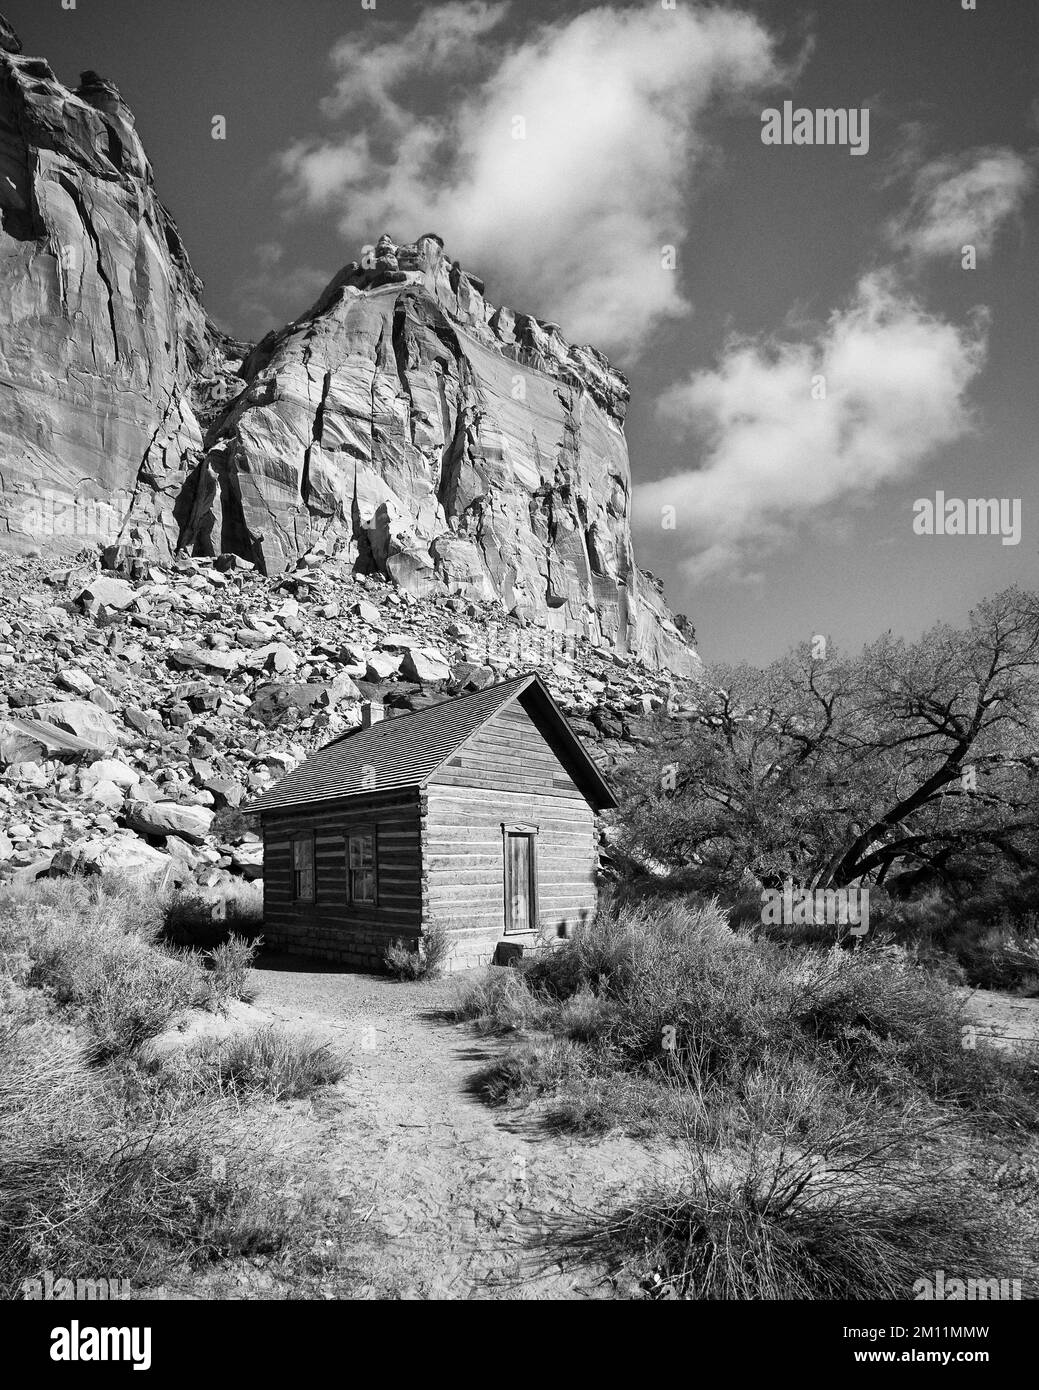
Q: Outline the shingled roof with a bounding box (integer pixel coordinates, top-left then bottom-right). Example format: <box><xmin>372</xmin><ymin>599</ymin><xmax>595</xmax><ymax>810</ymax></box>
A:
<box><xmin>249</xmin><ymin>672</ymin><xmax>617</xmax><ymax>813</ymax></box>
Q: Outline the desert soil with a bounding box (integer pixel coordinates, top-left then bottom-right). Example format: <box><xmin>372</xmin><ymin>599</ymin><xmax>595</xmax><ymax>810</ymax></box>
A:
<box><xmin>177</xmin><ymin>957</ymin><xmax>684</xmax><ymax>1300</ymax></box>
<box><xmin>959</xmin><ymin>987</ymin><xmax>1039</xmax><ymax>1053</ymax></box>
<box><xmin>153</xmin><ymin>965</ymin><xmax>1039</xmax><ymax>1301</ymax></box>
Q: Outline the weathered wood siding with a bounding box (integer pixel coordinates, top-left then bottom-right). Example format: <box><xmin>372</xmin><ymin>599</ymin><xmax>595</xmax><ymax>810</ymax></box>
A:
<box><xmin>261</xmin><ymin>787</ymin><xmax>422</xmax><ymax>967</ymax></box>
<box><xmin>424</xmin><ymin>700</ymin><xmax>598</xmax><ymax>968</ymax></box>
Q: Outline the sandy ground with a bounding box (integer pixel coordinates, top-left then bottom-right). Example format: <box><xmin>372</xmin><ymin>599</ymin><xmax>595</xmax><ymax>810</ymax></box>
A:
<box><xmin>959</xmin><ymin>987</ymin><xmax>1039</xmax><ymax>1054</ymax></box>
<box><xmin>152</xmin><ymin>964</ymin><xmax>1039</xmax><ymax>1300</ymax></box>
<box><xmin>189</xmin><ymin>956</ymin><xmax>685</xmax><ymax>1300</ymax></box>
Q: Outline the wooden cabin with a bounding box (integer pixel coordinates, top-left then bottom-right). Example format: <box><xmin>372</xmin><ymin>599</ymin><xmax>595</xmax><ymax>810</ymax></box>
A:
<box><xmin>250</xmin><ymin>672</ymin><xmax>618</xmax><ymax>970</ymax></box>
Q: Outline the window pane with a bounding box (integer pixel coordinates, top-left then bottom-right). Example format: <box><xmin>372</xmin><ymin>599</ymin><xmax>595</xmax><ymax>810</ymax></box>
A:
<box><xmin>293</xmin><ymin>838</ymin><xmax>314</xmax><ymax>899</ymax></box>
<box><xmin>350</xmin><ymin>867</ymin><xmax>375</xmax><ymax>904</ymax></box>
<box><xmin>349</xmin><ymin>834</ymin><xmax>374</xmax><ymax>869</ymax></box>
<box><xmin>348</xmin><ymin>832</ymin><xmax>377</xmax><ymax>903</ymax></box>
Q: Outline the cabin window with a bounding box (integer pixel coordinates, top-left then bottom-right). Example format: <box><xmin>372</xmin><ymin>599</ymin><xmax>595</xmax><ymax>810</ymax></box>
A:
<box><xmin>348</xmin><ymin>829</ymin><xmax>377</xmax><ymax>905</ymax></box>
<box><xmin>292</xmin><ymin>834</ymin><xmax>315</xmax><ymax>902</ymax></box>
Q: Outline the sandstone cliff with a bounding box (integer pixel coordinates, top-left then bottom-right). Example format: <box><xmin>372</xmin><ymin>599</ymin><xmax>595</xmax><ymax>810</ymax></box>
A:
<box><xmin>0</xmin><ymin>22</ymin><xmax>212</xmax><ymax>556</ymax></box>
<box><xmin>182</xmin><ymin>234</ymin><xmax>699</xmax><ymax>674</ymax></box>
<box><xmin>0</xmin><ymin>18</ymin><xmax>699</xmax><ymax>676</ymax></box>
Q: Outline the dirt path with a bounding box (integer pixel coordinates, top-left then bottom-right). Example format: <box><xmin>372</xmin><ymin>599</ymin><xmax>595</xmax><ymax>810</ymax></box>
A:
<box><xmin>238</xmin><ymin>957</ymin><xmax>681</xmax><ymax>1299</ymax></box>
<box><xmin>179</xmin><ymin>967</ymin><xmax>1038</xmax><ymax>1300</ymax></box>
<box><xmin>959</xmin><ymin>988</ymin><xmax>1039</xmax><ymax>1054</ymax></box>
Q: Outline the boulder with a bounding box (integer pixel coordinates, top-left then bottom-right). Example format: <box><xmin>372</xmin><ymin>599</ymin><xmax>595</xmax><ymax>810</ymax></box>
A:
<box><xmin>31</xmin><ymin>700</ymin><xmax>121</xmax><ymax>752</ymax></box>
<box><xmin>89</xmin><ymin>687</ymin><xmax>121</xmax><ymax>713</ymax></box>
<box><xmin>76</xmin><ymin>577</ymin><xmax>137</xmax><ymax>612</ymax></box>
<box><xmin>85</xmin><ymin>779</ymin><xmax>126</xmax><ymax>809</ymax></box>
<box><xmin>449</xmin><ymin>661</ymin><xmax>496</xmax><ymax>691</ymax></box>
<box><xmin>3</xmin><ymin>760</ymin><xmax>49</xmax><ymax>787</ymax></box>
<box><xmin>51</xmin><ymin>833</ymin><xmax>174</xmax><ymax>881</ymax></box>
<box><xmin>168</xmin><ymin>644</ymin><xmax>242</xmax><ymax>674</ymax></box>
<box><xmin>365</xmin><ymin>652</ymin><xmax>402</xmax><ymax>682</ymax></box>
<box><xmin>400</xmin><ymin>646</ymin><xmax>451</xmax><ymax>685</ymax></box>
<box><xmin>352</xmin><ymin>600</ymin><xmax>382</xmax><ymax>627</ymax></box>
<box><xmin>247</xmin><ymin>682</ymin><xmax>329</xmax><ymax>725</ymax></box>
<box><xmin>205</xmin><ymin>777</ymin><xmax>245</xmax><ymax>809</ymax></box>
<box><xmin>123</xmin><ymin>707</ymin><xmax>165</xmax><ymax>739</ymax></box>
<box><xmin>80</xmin><ymin>758</ymin><xmax>140</xmax><ymax>790</ymax></box>
<box><xmin>230</xmin><ymin>843</ymin><xmax>263</xmax><ymax>880</ymax></box>
<box><xmin>125</xmin><ymin>800</ymin><xmax>214</xmax><ymax>844</ymax></box>
<box><xmin>56</xmin><ymin>667</ymin><xmax>95</xmax><ymax>696</ymax></box>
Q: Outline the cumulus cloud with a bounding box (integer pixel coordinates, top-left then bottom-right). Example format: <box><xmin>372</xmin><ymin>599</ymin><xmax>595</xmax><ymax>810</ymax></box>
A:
<box><xmin>277</xmin><ymin>1</ymin><xmax>786</xmax><ymax>355</ymax></box>
<box><xmin>633</xmin><ymin>272</ymin><xmax>988</xmax><ymax>580</ymax></box>
<box><xmin>886</xmin><ymin>147</ymin><xmax>1035</xmax><ymax>262</ymax></box>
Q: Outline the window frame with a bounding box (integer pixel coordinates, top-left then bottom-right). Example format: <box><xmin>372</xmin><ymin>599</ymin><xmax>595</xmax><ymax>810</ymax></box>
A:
<box><xmin>291</xmin><ymin>831</ymin><xmax>316</xmax><ymax>904</ymax></box>
<box><xmin>347</xmin><ymin>825</ymin><xmax>378</xmax><ymax>907</ymax></box>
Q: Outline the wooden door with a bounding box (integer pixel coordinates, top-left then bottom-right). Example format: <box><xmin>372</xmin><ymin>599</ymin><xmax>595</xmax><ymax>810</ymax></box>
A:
<box><xmin>504</xmin><ymin>832</ymin><xmax>535</xmax><ymax>934</ymax></box>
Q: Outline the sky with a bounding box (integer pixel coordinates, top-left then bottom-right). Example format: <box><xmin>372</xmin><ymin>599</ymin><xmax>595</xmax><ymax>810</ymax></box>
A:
<box><xmin>5</xmin><ymin>0</ymin><xmax>1037</xmax><ymax>666</ymax></box>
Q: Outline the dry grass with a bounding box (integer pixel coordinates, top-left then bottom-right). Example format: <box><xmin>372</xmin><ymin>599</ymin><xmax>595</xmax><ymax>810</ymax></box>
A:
<box><xmin>457</xmin><ymin>898</ymin><xmax>1039</xmax><ymax>1135</ymax></box>
<box><xmin>184</xmin><ymin>1026</ymin><xmax>347</xmax><ymax>1102</ymax></box>
<box><xmin>863</xmin><ymin>888</ymin><xmax>1039</xmax><ymax>994</ymax></box>
<box><xmin>561</xmin><ymin>1125</ymin><xmax>1027</xmax><ymax>1299</ymax></box>
<box><xmin>458</xmin><ymin>897</ymin><xmax>1039</xmax><ymax>1298</ymax></box>
<box><xmin>203</xmin><ymin>935</ymin><xmax>261</xmax><ymax>1006</ymax></box>
<box><xmin>384</xmin><ymin>920</ymin><xmax>452</xmax><ymax>981</ymax></box>
<box><xmin>0</xmin><ymin>875</ymin><xmax>360</xmax><ymax>1298</ymax></box>
<box><xmin>10</xmin><ymin>879</ymin><xmax>207</xmax><ymax>1061</ymax></box>
<box><xmin>163</xmin><ymin>883</ymin><xmax>264</xmax><ymax>949</ymax></box>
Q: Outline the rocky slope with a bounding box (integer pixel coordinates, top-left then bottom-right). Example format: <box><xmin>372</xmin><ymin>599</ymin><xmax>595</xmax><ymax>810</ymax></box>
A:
<box><xmin>0</xmin><ymin>551</ymin><xmax>703</xmax><ymax>893</ymax></box>
<box><xmin>0</xmin><ymin>14</ymin><xmax>698</xmax><ymax>677</ymax></box>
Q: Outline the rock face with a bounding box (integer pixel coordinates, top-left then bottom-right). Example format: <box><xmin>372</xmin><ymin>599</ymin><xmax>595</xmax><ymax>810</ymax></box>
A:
<box><xmin>0</xmin><ymin>19</ymin><xmax>699</xmax><ymax>676</ymax></box>
<box><xmin>0</xmin><ymin>40</ymin><xmax>212</xmax><ymax>557</ymax></box>
<box><xmin>182</xmin><ymin>233</ymin><xmax>699</xmax><ymax>674</ymax></box>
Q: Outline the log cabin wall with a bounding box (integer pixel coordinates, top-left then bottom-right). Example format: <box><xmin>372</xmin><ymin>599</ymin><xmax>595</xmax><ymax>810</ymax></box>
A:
<box><xmin>261</xmin><ymin>787</ymin><xmax>422</xmax><ymax>967</ymax></box>
<box><xmin>423</xmin><ymin>700</ymin><xmax>598</xmax><ymax>969</ymax></box>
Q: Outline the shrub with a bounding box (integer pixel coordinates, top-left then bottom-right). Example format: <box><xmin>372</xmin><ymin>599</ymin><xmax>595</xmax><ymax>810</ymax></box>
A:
<box><xmin>203</xmin><ymin>935</ymin><xmax>261</xmax><ymax>1007</ymax></box>
<box><xmin>458</xmin><ymin>899</ymin><xmax>1039</xmax><ymax>1134</ymax></box>
<box><xmin>868</xmin><ymin>885</ymin><xmax>1039</xmax><ymax>992</ymax></box>
<box><xmin>384</xmin><ymin>921</ymin><xmax>452</xmax><ymax>981</ymax></box>
<box><xmin>21</xmin><ymin>895</ymin><xmax>207</xmax><ymax>1061</ymax></box>
<box><xmin>561</xmin><ymin>1125</ymin><xmax>1028</xmax><ymax>1299</ymax></box>
<box><xmin>0</xmin><ymin>1011</ymin><xmax>265</xmax><ymax>1297</ymax></box>
<box><xmin>0</xmin><ymin>878</ymin><xmax>367</xmax><ymax>1300</ymax></box>
<box><xmin>449</xmin><ymin>965</ymin><xmax>548</xmax><ymax>1033</ymax></box>
<box><xmin>79</xmin><ymin>945</ymin><xmax>205</xmax><ymax>1061</ymax></box>
<box><xmin>210</xmin><ymin>807</ymin><xmax>259</xmax><ymax>843</ymax></box>
<box><xmin>188</xmin><ymin>1026</ymin><xmax>346</xmax><ymax>1102</ymax></box>
<box><xmin>163</xmin><ymin>885</ymin><xmax>264</xmax><ymax>949</ymax></box>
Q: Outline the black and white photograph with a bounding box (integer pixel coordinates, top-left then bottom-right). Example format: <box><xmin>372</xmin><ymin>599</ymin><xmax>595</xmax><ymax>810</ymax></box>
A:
<box><xmin>0</xmin><ymin>0</ymin><xmax>1036</xmax><ymax>1359</ymax></box>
